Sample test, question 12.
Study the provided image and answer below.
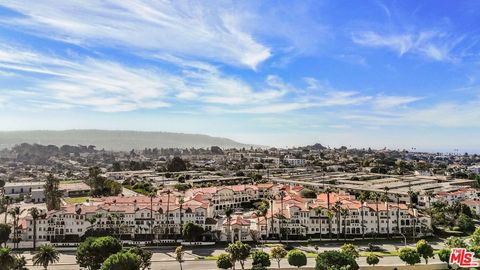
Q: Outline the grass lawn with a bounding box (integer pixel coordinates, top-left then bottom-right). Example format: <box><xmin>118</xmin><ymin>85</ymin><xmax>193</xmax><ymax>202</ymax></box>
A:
<box><xmin>64</xmin><ymin>197</ymin><xmax>89</xmax><ymax>204</ymax></box>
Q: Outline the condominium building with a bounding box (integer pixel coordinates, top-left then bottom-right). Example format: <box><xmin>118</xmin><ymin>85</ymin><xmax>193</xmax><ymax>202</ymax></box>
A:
<box><xmin>16</xmin><ymin>183</ymin><xmax>431</xmax><ymax>244</ymax></box>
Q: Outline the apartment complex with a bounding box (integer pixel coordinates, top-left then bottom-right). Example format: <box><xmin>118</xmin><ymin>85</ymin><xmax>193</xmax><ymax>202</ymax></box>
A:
<box><xmin>17</xmin><ymin>183</ymin><xmax>431</xmax><ymax>243</ymax></box>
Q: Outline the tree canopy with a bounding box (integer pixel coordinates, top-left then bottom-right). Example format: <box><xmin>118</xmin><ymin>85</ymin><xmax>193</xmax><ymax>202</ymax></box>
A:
<box><xmin>366</xmin><ymin>253</ymin><xmax>380</xmax><ymax>266</ymax></box>
<box><xmin>76</xmin><ymin>236</ymin><xmax>122</xmax><ymax>270</ymax></box>
<box><xmin>315</xmin><ymin>250</ymin><xmax>359</xmax><ymax>270</ymax></box>
<box><xmin>270</xmin><ymin>246</ymin><xmax>287</xmax><ymax>268</ymax></box>
<box><xmin>416</xmin><ymin>239</ymin><xmax>434</xmax><ymax>264</ymax></box>
<box><xmin>182</xmin><ymin>222</ymin><xmax>204</xmax><ymax>242</ymax></box>
<box><xmin>299</xmin><ymin>188</ymin><xmax>317</xmax><ymax>199</ymax></box>
<box><xmin>100</xmin><ymin>252</ymin><xmax>141</xmax><ymax>270</ymax></box>
<box><xmin>288</xmin><ymin>250</ymin><xmax>307</xmax><ymax>268</ymax></box>
<box><xmin>252</xmin><ymin>250</ymin><xmax>271</xmax><ymax>268</ymax></box>
<box><xmin>0</xmin><ymin>224</ymin><xmax>11</xmax><ymax>246</ymax></box>
<box><xmin>398</xmin><ymin>247</ymin><xmax>421</xmax><ymax>266</ymax></box>
<box><xmin>167</xmin><ymin>157</ymin><xmax>187</xmax><ymax>172</ymax></box>
<box><xmin>226</xmin><ymin>241</ymin><xmax>251</xmax><ymax>270</ymax></box>
<box><xmin>216</xmin><ymin>253</ymin><xmax>233</xmax><ymax>270</ymax></box>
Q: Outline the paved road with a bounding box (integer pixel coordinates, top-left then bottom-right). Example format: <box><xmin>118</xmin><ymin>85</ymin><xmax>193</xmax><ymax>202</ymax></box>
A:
<box><xmin>22</xmin><ymin>246</ymin><xmax>445</xmax><ymax>270</ymax></box>
<box><xmin>26</xmin><ymin>256</ymin><xmax>444</xmax><ymax>270</ymax></box>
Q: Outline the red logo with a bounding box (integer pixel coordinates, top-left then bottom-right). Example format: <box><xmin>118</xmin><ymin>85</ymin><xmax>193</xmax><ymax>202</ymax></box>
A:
<box><xmin>449</xmin><ymin>248</ymin><xmax>479</xmax><ymax>268</ymax></box>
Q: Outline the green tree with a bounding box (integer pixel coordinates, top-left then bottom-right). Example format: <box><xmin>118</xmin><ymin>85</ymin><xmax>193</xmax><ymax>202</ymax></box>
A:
<box><xmin>12</xmin><ymin>254</ymin><xmax>29</xmax><ymax>270</ymax></box>
<box><xmin>182</xmin><ymin>222</ymin><xmax>204</xmax><ymax>243</ymax></box>
<box><xmin>9</xmin><ymin>206</ymin><xmax>23</xmax><ymax>249</ymax></box>
<box><xmin>127</xmin><ymin>247</ymin><xmax>152</xmax><ymax>270</ymax></box>
<box><xmin>0</xmin><ymin>224</ymin><xmax>11</xmax><ymax>247</ymax></box>
<box><xmin>471</xmin><ymin>227</ymin><xmax>480</xmax><ymax>246</ymax></box>
<box><xmin>216</xmin><ymin>253</ymin><xmax>233</xmax><ymax>269</ymax></box>
<box><xmin>398</xmin><ymin>247</ymin><xmax>421</xmax><ymax>266</ymax></box>
<box><xmin>32</xmin><ymin>244</ymin><xmax>60</xmax><ymax>270</ymax></box>
<box><xmin>287</xmin><ymin>250</ymin><xmax>307</xmax><ymax>268</ymax></box>
<box><xmin>76</xmin><ymin>236</ymin><xmax>122</xmax><ymax>270</ymax></box>
<box><xmin>366</xmin><ymin>253</ymin><xmax>380</xmax><ymax>267</ymax></box>
<box><xmin>251</xmin><ymin>250</ymin><xmax>270</xmax><ymax>268</ymax></box>
<box><xmin>29</xmin><ymin>207</ymin><xmax>40</xmax><ymax>250</ymax></box>
<box><xmin>340</xmin><ymin>243</ymin><xmax>359</xmax><ymax>259</ymax></box>
<box><xmin>416</xmin><ymin>239</ymin><xmax>434</xmax><ymax>264</ymax></box>
<box><xmin>469</xmin><ymin>245</ymin><xmax>480</xmax><ymax>259</ymax></box>
<box><xmin>299</xmin><ymin>189</ymin><xmax>317</xmax><ymax>199</ymax></box>
<box><xmin>175</xmin><ymin>245</ymin><xmax>184</xmax><ymax>270</ymax></box>
<box><xmin>100</xmin><ymin>252</ymin><xmax>141</xmax><ymax>270</ymax></box>
<box><xmin>315</xmin><ymin>250</ymin><xmax>359</xmax><ymax>270</ymax></box>
<box><xmin>167</xmin><ymin>157</ymin><xmax>187</xmax><ymax>172</ymax></box>
<box><xmin>44</xmin><ymin>174</ymin><xmax>61</xmax><ymax>211</ymax></box>
<box><xmin>0</xmin><ymin>247</ymin><xmax>16</xmax><ymax>270</ymax></box>
<box><xmin>445</xmin><ymin>236</ymin><xmax>466</xmax><ymax>248</ymax></box>
<box><xmin>226</xmin><ymin>241</ymin><xmax>251</xmax><ymax>270</ymax></box>
<box><xmin>225</xmin><ymin>207</ymin><xmax>233</xmax><ymax>243</ymax></box>
<box><xmin>270</xmin><ymin>246</ymin><xmax>287</xmax><ymax>268</ymax></box>
<box><xmin>456</xmin><ymin>213</ymin><xmax>475</xmax><ymax>233</ymax></box>
<box><xmin>437</xmin><ymin>248</ymin><xmax>451</xmax><ymax>269</ymax></box>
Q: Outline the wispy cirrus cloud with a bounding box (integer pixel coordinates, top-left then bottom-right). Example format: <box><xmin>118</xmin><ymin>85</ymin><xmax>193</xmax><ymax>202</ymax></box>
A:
<box><xmin>0</xmin><ymin>44</ymin><xmax>287</xmax><ymax>112</ymax></box>
<box><xmin>352</xmin><ymin>31</ymin><xmax>463</xmax><ymax>62</ymax></box>
<box><xmin>373</xmin><ymin>95</ymin><xmax>423</xmax><ymax>109</ymax></box>
<box><xmin>0</xmin><ymin>1</ymin><xmax>271</xmax><ymax>69</ymax></box>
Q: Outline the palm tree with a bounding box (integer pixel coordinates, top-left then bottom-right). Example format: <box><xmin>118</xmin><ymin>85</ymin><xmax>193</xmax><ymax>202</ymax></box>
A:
<box><xmin>358</xmin><ymin>192</ymin><xmax>368</xmax><ymax>239</ymax></box>
<box><xmin>149</xmin><ymin>191</ymin><xmax>156</xmax><ymax>242</ymax></box>
<box><xmin>32</xmin><ymin>244</ymin><xmax>59</xmax><ymax>270</ymax></box>
<box><xmin>314</xmin><ymin>207</ymin><xmax>323</xmax><ymax>241</ymax></box>
<box><xmin>278</xmin><ymin>190</ymin><xmax>286</xmax><ymax>242</ymax></box>
<box><xmin>334</xmin><ymin>201</ymin><xmax>342</xmax><ymax>241</ymax></box>
<box><xmin>425</xmin><ymin>190</ymin><xmax>434</xmax><ymax>215</ymax></box>
<box><xmin>29</xmin><ymin>207</ymin><xmax>40</xmax><ymax>250</ymax></box>
<box><xmin>178</xmin><ymin>196</ymin><xmax>184</xmax><ymax>239</ymax></box>
<box><xmin>408</xmin><ymin>190</ymin><xmax>418</xmax><ymax>241</ymax></box>
<box><xmin>165</xmin><ymin>189</ymin><xmax>171</xmax><ymax>238</ymax></box>
<box><xmin>370</xmin><ymin>193</ymin><xmax>380</xmax><ymax>239</ymax></box>
<box><xmin>325</xmin><ymin>187</ymin><xmax>333</xmax><ymax>240</ymax></box>
<box><xmin>9</xmin><ymin>206</ymin><xmax>24</xmax><ymax>249</ymax></box>
<box><xmin>225</xmin><ymin>207</ymin><xmax>233</xmax><ymax>243</ymax></box>
<box><xmin>3</xmin><ymin>196</ymin><xmax>11</xmax><ymax>224</ymax></box>
<box><xmin>341</xmin><ymin>207</ymin><xmax>349</xmax><ymax>241</ymax></box>
<box><xmin>0</xmin><ymin>246</ymin><xmax>16</xmax><ymax>269</ymax></box>
<box><xmin>326</xmin><ymin>210</ymin><xmax>334</xmax><ymax>241</ymax></box>
<box><xmin>268</xmin><ymin>195</ymin><xmax>274</xmax><ymax>236</ymax></box>
<box><xmin>383</xmin><ymin>187</ymin><xmax>390</xmax><ymax>239</ymax></box>
<box><xmin>260</xmin><ymin>199</ymin><xmax>270</xmax><ymax>239</ymax></box>
<box><xmin>395</xmin><ymin>194</ymin><xmax>401</xmax><ymax>235</ymax></box>
<box><xmin>256</xmin><ymin>203</ymin><xmax>268</xmax><ymax>243</ymax></box>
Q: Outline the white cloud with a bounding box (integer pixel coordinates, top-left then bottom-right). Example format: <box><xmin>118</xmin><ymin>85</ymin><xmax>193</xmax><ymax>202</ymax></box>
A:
<box><xmin>0</xmin><ymin>1</ymin><xmax>271</xmax><ymax>69</ymax></box>
<box><xmin>352</xmin><ymin>31</ymin><xmax>460</xmax><ymax>62</ymax></box>
<box><xmin>373</xmin><ymin>95</ymin><xmax>423</xmax><ymax>108</ymax></box>
<box><xmin>0</xmin><ymin>44</ymin><xmax>286</xmax><ymax>112</ymax></box>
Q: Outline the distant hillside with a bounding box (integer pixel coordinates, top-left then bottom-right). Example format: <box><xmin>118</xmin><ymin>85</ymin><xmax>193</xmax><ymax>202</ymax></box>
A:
<box><xmin>0</xmin><ymin>130</ymin><xmax>250</xmax><ymax>151</ymax></box>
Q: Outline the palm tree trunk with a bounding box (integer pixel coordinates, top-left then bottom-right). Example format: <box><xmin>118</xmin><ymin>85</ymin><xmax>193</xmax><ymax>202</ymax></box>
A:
<box><xmin>336</xmin><ymin>211</ymin><xmax>340</xmax><ymax>241</ymax></box>
<box><xmin>319</xmin><ymin>214</ymin><xmax>322</xmax><ymax>241</ymax></box>
<box><xmin>343</xmin><ymin>214</ymin><xmax>347</xmax><ymax>241</ymax></box>
<box><xmin>397</xmin><ymin>197</ymin><xmax>400</xmax><ymax>235</ymax></box>
<box><xmin>386</xmin><ymin>202</ymin><xmax>390</xmax><ymax>239</ymax></box>
<box><xmin>376</xmin><ymin>197</ymin><xmax>380</xmax><ymax>240</ymax></box>
<box><xmin>361</xmin><ymin>202</ymin><xmax>365</xmax><ymax>239</ymax></box>
<box><xmin>327</xmin><ymin>194</ymin><xmax>332</xmax><ymax>240</ymax></box>
<box><xmin>166</xmin><ymin>192</ymin><xmax>170</xmax><ymax>238</ymax></box>
<box><xmin>33</xmin><ymin>219</ymin><xmax>37</xmax><ymax>250</ymax></box>
<box><xmin>150</xmin><ymin>197</ymin><xmax>153</xmax><ymax>243</ymax></box>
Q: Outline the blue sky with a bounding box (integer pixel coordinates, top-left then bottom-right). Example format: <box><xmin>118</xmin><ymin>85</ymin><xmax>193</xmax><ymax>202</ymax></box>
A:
<box><xmin>0</xmin><ymin>1</ymin><xmax>479</xmax><ymax>152</ymax></box>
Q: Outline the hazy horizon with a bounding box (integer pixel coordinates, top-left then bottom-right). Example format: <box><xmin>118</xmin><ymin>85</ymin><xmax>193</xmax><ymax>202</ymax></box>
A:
<box><xmin>0</xmin><ymin>1</ymin><xmax>479</xmax><ymax>152</ymax></box>
<box><xmin>0</xmin><ymin>129</ymin><xmax>478</xmax><ymax>154</ymax></box>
